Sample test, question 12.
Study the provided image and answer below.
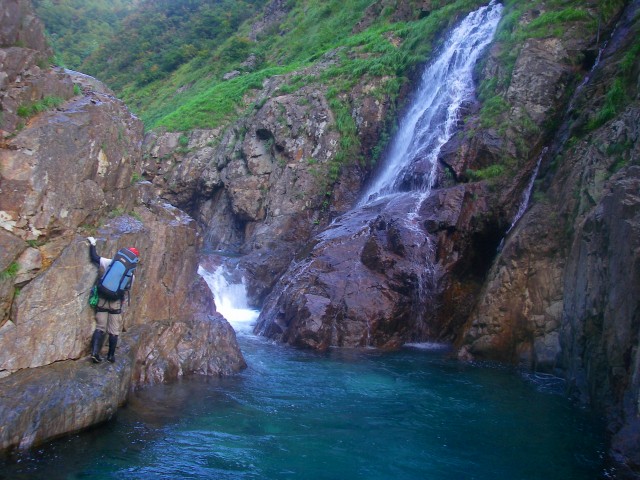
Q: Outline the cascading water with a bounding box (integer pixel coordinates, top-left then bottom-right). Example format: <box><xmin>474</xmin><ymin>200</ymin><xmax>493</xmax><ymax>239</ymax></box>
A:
<box><xmin>505</xmin><ymin>147</ymin><xmax>547</xmax><ymax>236</ymax></box>
<box><xmin>197</xmin><ymin>265</ymin><xmax>259</xmax><ymax>335</ymax></box>
<box><xmin>359</xmin><ymin>0</ymin><xmax>503</xmax><ymax>207</ymax></box>
<box><xmin>255</xmin><ymin>1</ymin><xmax>504</xmax><ymax>346</ymax></box>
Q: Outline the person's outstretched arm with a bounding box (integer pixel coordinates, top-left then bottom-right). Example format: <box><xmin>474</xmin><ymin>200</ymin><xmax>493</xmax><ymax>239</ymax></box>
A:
<box><xmin>87</xmin><ymin>237</ymin><xmax>100</xmax><ymax>266</ymax></box>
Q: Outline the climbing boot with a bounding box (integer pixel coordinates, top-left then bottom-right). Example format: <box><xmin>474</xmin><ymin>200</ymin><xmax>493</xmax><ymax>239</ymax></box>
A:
<box><xmin>90</xmin><ymin>329</ymin><xmax>104</xmax><ymax>363</ymax></box>
<box><xmin>107</xmin><ymin>334</ymin><xmax>118</xmax><ymax>363</ymax></box>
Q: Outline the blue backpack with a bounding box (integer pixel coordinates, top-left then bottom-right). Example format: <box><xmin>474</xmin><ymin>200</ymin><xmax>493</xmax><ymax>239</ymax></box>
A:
<box><xmin>97</xmin><ymin>248</ymin><xmax>139</xmax><ymax>301</ymax></box>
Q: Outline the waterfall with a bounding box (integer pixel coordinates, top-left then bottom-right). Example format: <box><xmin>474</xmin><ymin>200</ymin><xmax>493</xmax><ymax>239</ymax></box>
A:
<box><xmin>358</xmin><ymin>1</ymin><xmax>503</xmax><ymax>206</ymax></box>
<box><xmin>505</xmin><ymin>147</ymin><xmax>546</xmax><ymax>237</ymax></box>
<box><xmin>198</xmin><ymin>265</ymin><xmax>259</xmax><ymax>335</ymax></box>
<box><xmin>567</xmin><ymin>42</ymin><xmax>608</xmax><ymax>112</ymax></box>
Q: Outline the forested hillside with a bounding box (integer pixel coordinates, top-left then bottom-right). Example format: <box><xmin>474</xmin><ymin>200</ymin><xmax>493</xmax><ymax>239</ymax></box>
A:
<box><xmin>31</xmin><ymin>0</ymin><xmax>137</xmax><ymax>67</ymax></box>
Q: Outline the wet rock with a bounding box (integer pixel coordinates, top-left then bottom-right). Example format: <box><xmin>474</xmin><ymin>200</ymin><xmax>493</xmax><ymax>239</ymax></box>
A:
<box><xmin>255</xmin><ymin>194</ymin><xmax>437</xmax><ymax>350</ymax></box>
<box><xmin>562</xmin><ymin>166</ymin><xmax>640</xmax><ymax>472</ymax></box>
<box><xmin>0</xmin><ymin>314</ymin><xmax>245</xmax><ymax>452</ymax></box>
<box><xmin>131</xmin><ymin>314</ymin><xmax>246</xmax><ymax>386</ymax></box>
<box><xmin>506</xmin><ymin>37</ymin><xmax>573</xmax><ymax>127</ymax></box>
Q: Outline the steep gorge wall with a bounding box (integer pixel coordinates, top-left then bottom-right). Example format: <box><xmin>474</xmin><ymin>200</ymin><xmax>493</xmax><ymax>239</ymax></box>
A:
<box><xmin>0</xmin><ymin>0</ymin><xmax>245</xmax><ymax>452</ymax></box>
<box><xmin>456</xmin><ymin>1</ymin><xmax>640</xmax><ymax>474</ymax></box>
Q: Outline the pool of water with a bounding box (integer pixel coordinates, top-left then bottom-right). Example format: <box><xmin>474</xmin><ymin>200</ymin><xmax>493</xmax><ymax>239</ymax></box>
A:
<box><xmin>1</xmin><ymin>334</ymin><xmax>607</xmax><ymax>480</ymax></box>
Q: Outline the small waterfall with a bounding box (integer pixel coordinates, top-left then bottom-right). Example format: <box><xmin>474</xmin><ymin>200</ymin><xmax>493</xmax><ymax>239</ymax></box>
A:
<box><xmin>359</xmin><ymin>1</ymin><xmax>503</xmax><ymax>206</ymax></box>
<box><xmin>568</xmin><ymin>42</ymin><xmax>608</xmax><ymax>112</ymax></box>
<box><xmin>505</xmin><ymin>147</ymin><xmax>546</xmax><ymax>237</ymax></box>
<box><xmin>198</xmin><ymin>265</ymin><xmax>259</xmax><ymax>335</ymax></box>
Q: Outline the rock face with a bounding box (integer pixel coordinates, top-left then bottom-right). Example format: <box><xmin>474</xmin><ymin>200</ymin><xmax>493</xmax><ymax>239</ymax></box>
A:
<box><xmin>255</xmin><ymin>194</ymin><xmax>436</xmax><ymax>350</ymax></box>
<box><xmin>562</xmin><ymin>167</ymin><xmax>640</xmax><ymax>472</ymax></box>
<box><xmin>0</xmin><ymin>0</ymin><xmax>73</xmax><ymax>136</ymax></box>
<box><xmin>143</xmin><ymin>68</ymin><xmax>391</xmax><ymax>305</ymax></box>
<box><xmin>0</xmin><ymin>0</ymin><xmax>245</xmax><ymax>453</ymax></box>
<box><xmin>0</xmin><ymin>313</ymin><xmax>244</xmax><ymax>451</ymax></box>
<box><xmin>458</xmin><ymin>1</ymin><xmax>640</xmax><ymax>474</ymax></box>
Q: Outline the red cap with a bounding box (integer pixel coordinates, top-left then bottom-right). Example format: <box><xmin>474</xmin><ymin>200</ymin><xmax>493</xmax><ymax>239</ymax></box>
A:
<box><xmin>128</xmin><ymin>247</ymin><xmax>140</xmax><ymax>257</ymax></box>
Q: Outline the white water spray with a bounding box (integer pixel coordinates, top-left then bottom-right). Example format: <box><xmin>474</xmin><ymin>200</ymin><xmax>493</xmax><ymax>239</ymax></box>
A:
<box><xmin>198</xmin><ymin>265</ymin><xmax>259</xmax><ymax>335</ymax></box>
<box><xmin>358</xmin><ymin>1</ymin><xmax>503</xmax><ymax>206</ymax></box>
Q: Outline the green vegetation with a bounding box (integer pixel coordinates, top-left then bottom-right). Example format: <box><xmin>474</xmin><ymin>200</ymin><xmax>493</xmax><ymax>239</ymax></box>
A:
<box><xmin>82</xmin><ymin>0</ymin><xmax>269</xmax><ymax>91</ymax></box>
<box><xmin>587</xmin><ymin>78</ymin><xmax>626</xmax><ymax>130</ymax></box>
<box><xmin>32</xmin><ymin>0</ymin><xmax>136</xmax><ymax>68</ymax></box>
<box><xmin>38</xmin><ymin>0</ymin><xmax>492</xmax><ymax>134</ymax></box>
<box><xmin>466</xmin><ymin>164</ymin><xmax>505</xmax><ymax>181</ymax></box>
<box><xmin>584</xmin><ymin>33</ymin><xmax>639</xmax><ymax>132</ymax></box>
<box><xmin>0</xmin><ymin>262</ymin><xmax>20</xmax><ymax>281</ymax></box>
<box><xmin>16</xmin><ymin>96</ymin><xmax>65</xmax><ymax>118</ymax></box>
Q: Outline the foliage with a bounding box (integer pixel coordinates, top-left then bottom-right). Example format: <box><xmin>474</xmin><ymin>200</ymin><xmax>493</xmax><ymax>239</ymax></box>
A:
<box><xmin>0</xmin><ymin>262</ymin><xmax>20</xmax><ymax>280</ymax></box>
<box><xmin>584</xmin><ymin>31</ymin><xmax>639</xmax><ymax>132</ymax></box>
<box><xmin>466</xmin><ymin>164</ymin><xmax>505</xmax><ymax>181</ymax></box>
<box><xmin>587</xmin><ymin>78</ymin><xmax>626</xmax><ymax>130</ymax></box>
<box><xmin>16</xmin><ymin>96</ymin><xmax>64</xmax><ymax>118</ymax></box>
<box><xmin>32</xmin><ymin>0</ymin><xmax>136</xmax><ymax>68</ymax></box>
<box><xmin>81</xmin><ymin>0</ymin><xmax>268</xmax><ymax>91</ymax></box>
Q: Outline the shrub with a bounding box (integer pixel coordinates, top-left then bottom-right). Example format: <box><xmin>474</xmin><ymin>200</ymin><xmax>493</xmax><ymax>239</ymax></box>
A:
<box><xmin>0</xmin><ymin>262</ymin><xmax>20</xmax><ymax>280</ymax></box>
<box><xmin>466</xmin><ymin>164</ymin><xmax>505</xmax><ymax>180</ymax></box>
<box><xmin>16</xmin><ymin>96</ymin><xmax>65</xmax><ymax>118</ymax></box>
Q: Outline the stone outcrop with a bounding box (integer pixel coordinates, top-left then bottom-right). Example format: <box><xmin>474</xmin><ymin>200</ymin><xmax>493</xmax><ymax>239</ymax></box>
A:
<box><xmin>248</xmin><ymin>0</ymin><xmax>289</xmax><ymax>41</ymax></box>
<box><xmin>458</xmin><ymin>1</ymin><xmax>640</xmax><ymax>474</ymax></box>
<box><xmin>255</xmin><ymin>194</ymin><xmax>436</xmax><ymax>350</ymax></box>
<box><xmin>0</xmin><ymin>313</ymin><xmax>245</xmax><ymax>451</ymax></box>
<box><xmin>143</xmin><ymin>67</ymin><xmax>391</xmax><ymax>305</ymax></box>
<box><xmin>0</xmin><ymin>0</ymin><xmax>246</xmax><ymax>453</ymax></box>
<box><xmin>0</xmin><ymin>0</ymin><xmax>73</xmax><ymax>136</ymax></box>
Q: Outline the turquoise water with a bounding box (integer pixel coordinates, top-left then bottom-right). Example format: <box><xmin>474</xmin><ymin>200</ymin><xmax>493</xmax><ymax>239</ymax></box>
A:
<box><xmin>1</xmin><ymin>335</ymin><xmax>606</xmax><ymax>479</ymax></box>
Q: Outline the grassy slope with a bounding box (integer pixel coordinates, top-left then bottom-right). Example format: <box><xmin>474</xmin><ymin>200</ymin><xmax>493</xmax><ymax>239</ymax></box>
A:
<box><xmin>36</xmin><ymin>0</ymin><xmax>630</xmax><ymax>171</ymax></box>
<box><xmin>32</xmin><ymin>0</ymin><xmax>137</xmax><ymax>68</ymax></box>
<box><xmin>90</xmin><ymin>0</ymin><xmax>490</xmax><ymax>131</ymax></box>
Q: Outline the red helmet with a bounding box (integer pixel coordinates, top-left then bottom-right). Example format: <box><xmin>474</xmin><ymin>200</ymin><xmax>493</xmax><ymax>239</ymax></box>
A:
<box><xmin>128</xmin><ymin>247</ymin><xmax>140</xmax><ymax>257</ymax></box>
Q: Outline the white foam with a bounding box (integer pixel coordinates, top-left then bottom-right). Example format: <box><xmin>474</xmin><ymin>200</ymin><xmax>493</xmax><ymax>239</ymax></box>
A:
<box><xmin>197</xmin><ymin>265</ymin><xmax>259</xmax><ymax>335</ymax></box>
<box><xmin>404</xmin><ymin>342</ymin><xmax>451</xmax><ymax>351</ymax></box>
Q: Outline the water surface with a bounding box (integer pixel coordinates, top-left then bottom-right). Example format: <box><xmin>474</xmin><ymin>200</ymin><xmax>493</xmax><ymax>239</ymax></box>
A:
<box><xmin>1</xmin><ymin>335</ymin><xmax>606</xmax><ymax>480</ymax></box>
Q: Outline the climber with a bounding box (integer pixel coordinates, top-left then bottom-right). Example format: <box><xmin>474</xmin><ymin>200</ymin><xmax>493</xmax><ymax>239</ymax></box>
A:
<box><xmin>87</xmin><ymin>236</ymin><xmax>139</xmax><ymax>364</ymax></box>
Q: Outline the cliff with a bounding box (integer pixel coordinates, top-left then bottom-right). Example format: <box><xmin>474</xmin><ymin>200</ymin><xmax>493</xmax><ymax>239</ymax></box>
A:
<box><xmin>0</xmin><ymin>0</ymin><xmax>245</xmax><ymax>452</ymax></box>
<box><xmin>136</xmin><ymin>0</ymin><xmax>639</xmax><ymax>474</ymax></box>
<box><xmin>2</xmin><ymin>0</ymin><xmax>639</xmax><ymax>475</ymax></box>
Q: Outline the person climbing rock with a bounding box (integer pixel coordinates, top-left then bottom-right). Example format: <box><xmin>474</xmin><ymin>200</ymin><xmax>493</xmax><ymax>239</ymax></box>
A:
<box><xmin>87</xmin><ymin>236</ymin><xmax>139</xmax><ymax>364</ymax></box>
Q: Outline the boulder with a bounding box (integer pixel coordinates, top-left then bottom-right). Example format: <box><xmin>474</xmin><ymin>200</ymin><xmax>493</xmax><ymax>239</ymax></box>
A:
<box><xmin>255</xmin><ymin>193</ymin><xmax>437</xmax><ymax>349</ymax></box>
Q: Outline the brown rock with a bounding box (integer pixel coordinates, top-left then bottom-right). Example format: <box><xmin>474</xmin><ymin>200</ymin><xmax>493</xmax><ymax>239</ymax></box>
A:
<box><xmin>255</xmin><ymin>193</ymin><xmax>437</xmax><ymax>350</ymax></box>
<box><xmin>0</xmin><ymin>314</ymin><xmax>245</xmax><ymax>452</ymax></box>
